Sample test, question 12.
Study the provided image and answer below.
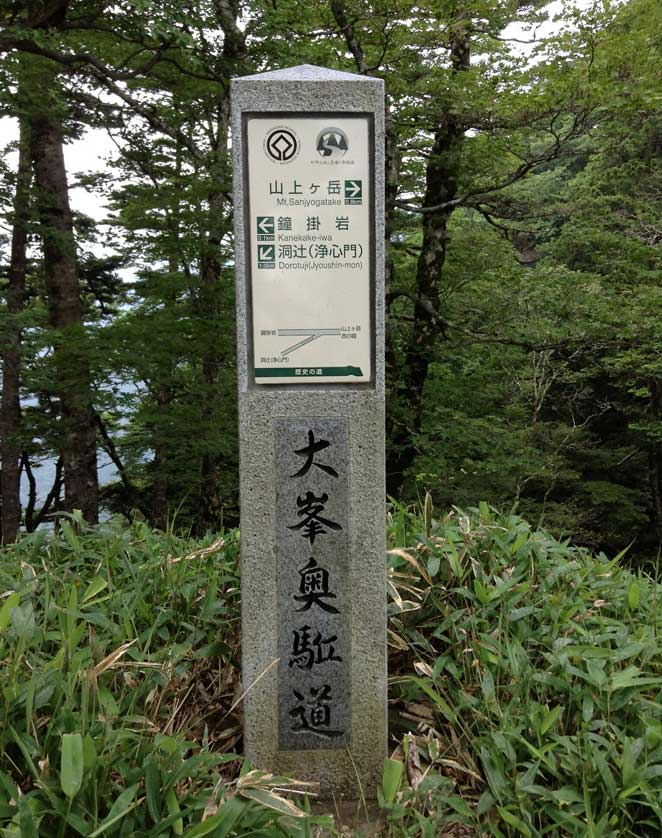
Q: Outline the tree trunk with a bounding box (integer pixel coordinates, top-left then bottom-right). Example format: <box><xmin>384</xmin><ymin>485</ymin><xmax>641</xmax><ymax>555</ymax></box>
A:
<box><xmin>198</xmin><ymin>182</ymin><xmax>225</xmax><ymax>531</ymax></box>
<box><xmin>151</xmin><ymin>386</ymin><xmax>172</xmax><ymax>530</ymax></box>
<box><xmin>1</xmin><ymin>116</ymin><xmax>31</xmax><ymax>544</ymax></box>
<box><xmin>328</xmin><ymin>0</ymin><xmax>403</xmax><ymax>494</ymax></box>
<box><xmin>196</xmin><ymin>0</ymin><xmax>247</xmax><ymax>531</ymax></box>
<box><xmin>29</xmin><ymin>67</ymin><xmax>98</xmax><ymax>523</ymax></box>
<box><xmin>385</xmin><ymin>13</ymin><xmax>470</xmax><ymax>497</ymax></box>
<box><xmin>649</xmin><ymin>379</ymin><xmax>662</xmax><ymax>543</ymax></box>
<box><xmin>384</xmin><ymin>115</ymin><xmax>400</xmax><ymax>294</ymax></box>
<box><xmin>383</xmin><ymin>114</ymin><xmax>401</xmax><ymax>382</ymax></box>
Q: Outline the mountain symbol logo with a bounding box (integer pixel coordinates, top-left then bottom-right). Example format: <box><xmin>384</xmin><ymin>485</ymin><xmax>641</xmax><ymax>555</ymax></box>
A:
<box><xmin>316</xmin><ymin>127</ymin><xmax>349</xmax><ymax>158</ymax></box>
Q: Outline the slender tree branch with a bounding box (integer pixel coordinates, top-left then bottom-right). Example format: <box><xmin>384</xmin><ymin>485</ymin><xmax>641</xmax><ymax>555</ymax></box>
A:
<box><xmin>396</xmin><ymin>110</ymin><xmax>592</xmax><ymax>214</ymax></box>
<box><xmin>21</xmin><ymin>451</ymin><xmax>36</xmax><ymax>532</ymax></box>
<box><xmin>329</xmin><ymin>0</ymin><xmax>368</xmax><ymax>74</ymax></box>
<box><xmin>0</xmin><ymin>34</ymin><xmax>162</xmax><ymax>79</ymax></box>
<box><xmin>34</xmin><ymin>456</ymin><xmax>64</xmax><ymax>528</ymax></box>
<box><xmin>94</xmin><ymin>412</ymin><xmax>143</xmax><ymax>519</ymax></box>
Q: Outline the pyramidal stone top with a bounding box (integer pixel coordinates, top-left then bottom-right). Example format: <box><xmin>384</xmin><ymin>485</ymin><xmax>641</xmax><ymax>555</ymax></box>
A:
<box><xmin>235</xmin><ymin>64</ymin><xmax>372</xmax><ymax>82</ymax></box>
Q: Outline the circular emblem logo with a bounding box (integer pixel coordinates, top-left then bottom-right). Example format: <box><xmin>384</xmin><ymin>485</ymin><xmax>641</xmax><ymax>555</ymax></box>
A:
<box><xmin>264</xmin><ymin>127</ymin><xmax>299</xmax><ymax>163</ymax></box>
<box><xmin>316</xmin><ymin>127</ymin><xmax>349</xmax><ymax>158</ymax></box>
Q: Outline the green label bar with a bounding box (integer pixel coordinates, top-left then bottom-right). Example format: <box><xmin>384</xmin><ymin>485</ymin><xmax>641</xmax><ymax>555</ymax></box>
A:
<box><xmin>255</xmin><ymin>366</ymin><xmax>364</xmax><ymax>378</ymax></box>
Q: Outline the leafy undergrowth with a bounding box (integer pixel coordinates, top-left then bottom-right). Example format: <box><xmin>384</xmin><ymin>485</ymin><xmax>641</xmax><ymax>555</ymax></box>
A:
<box><xmin>1</xmin><ymin>505</ymin><xmax>661</xmax><ymax>836</ymax></box>
<box><xmin>0</xmin><ymin>514</ymin><xmax>326</xmax><ymax>837</ymax></box>
<box><xmin>386</xmin><ymin>501</ymin><xmax>662</xmax><ymax>837</ymax></box>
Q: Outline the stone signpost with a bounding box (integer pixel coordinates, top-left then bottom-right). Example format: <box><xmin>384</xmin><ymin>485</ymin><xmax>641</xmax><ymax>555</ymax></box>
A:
<box><xmin>231</xmin><ymin>65</ymin><xmax>386</xmax><ymax>797</ymax></box>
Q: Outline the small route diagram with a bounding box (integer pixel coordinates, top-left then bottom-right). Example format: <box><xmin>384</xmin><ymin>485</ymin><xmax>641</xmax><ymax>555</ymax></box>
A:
<box><xmin>278</xmin><ymin>328</ymin><xmax>341</xmax><ymax>355</ymax></box>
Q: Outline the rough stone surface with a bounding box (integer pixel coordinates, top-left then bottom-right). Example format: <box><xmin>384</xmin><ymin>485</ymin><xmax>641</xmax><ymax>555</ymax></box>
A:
<box><xmin>232</xmin><ymin>65</ymin><xmax>386</xmax><ymax>798</ymax></box>
<box><xmin>275</xmin><ymin>418</ymin><xmax>351</xmax><ymax>751</ymax></box>
<box><xmin>240</xmin><ymin>64</ymin><xmax>365</xmax><ymax>82</ymax></box>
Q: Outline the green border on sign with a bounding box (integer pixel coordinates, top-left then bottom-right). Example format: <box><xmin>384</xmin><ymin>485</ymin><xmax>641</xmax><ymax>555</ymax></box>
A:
<box><xmin>255</xmin><ymin>366</ymin><xmax>364</xmax><ymax>378</ymax></box>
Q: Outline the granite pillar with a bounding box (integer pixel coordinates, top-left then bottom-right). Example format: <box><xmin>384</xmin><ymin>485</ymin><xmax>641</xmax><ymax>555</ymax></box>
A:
<box><xmin>231</xmin><ymin>64</ymin><xmax>386</xmax><ymax>798</ymax></box>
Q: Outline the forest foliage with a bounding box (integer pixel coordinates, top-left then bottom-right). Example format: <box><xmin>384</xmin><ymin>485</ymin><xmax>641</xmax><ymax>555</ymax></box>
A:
<box><xmin>0</xmin><ymin>0</ymin><xmax>661</xmax><ymax>561</ymax></box>
<box><xmin>2</xmin><ymin>504</ymin><xmax>662</xmax><ymax>835</ymax></box>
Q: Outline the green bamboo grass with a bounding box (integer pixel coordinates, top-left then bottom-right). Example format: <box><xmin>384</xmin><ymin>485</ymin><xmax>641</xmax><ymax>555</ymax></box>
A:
<box><xmin>1</xmin><ymin>505</ymin><xmax>662</xmax><ymax>836</ymax></box>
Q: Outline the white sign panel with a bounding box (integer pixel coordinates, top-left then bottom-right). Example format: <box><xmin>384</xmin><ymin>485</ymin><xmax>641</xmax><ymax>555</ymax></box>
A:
<box><xmin>245</xmin><ymin>114</ymin><xmax>372</xmax><ymax>385</ymax></box>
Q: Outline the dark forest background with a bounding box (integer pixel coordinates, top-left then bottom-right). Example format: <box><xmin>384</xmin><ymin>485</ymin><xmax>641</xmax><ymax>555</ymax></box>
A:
<box><xmin>1</xmin><ymin>0</ymin><xmax>661</xmax><ymax>562</ymax></box>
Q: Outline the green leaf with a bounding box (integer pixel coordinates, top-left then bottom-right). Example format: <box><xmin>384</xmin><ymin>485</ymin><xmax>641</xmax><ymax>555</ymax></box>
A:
<box><xmin>19</xmin><ymin>796</ymin><xmax>39</xmax><ymax>838</ymax></box>
<box><xmin>497</xmin><ymin>806</ymin><xmax>531</xmax><ymax>836</ymax></box>
<box><xmin>509</xmin><ymin>606</ymin><xmax>535</xmax><ymax>622</ymax></box>
<box><xmin>61</xmin><ymin>734</ymin><xmax>84</xmax><ymax>799</ymax></box>
<box><xmin>594</xmin><ymin>750</ymin><xmax>617</xmax><ymax>799</ymax></box>
<box><xmin>510</xmin><ymin>531</ymin><xmax>529</xmax><ymax>555</ymax></box>
<box><xmin>427</xmin><ymin>554</ymin><xmax>441</xmax><ymax>577</ymax></box>
<box><xmin>83</xmin><ymin>575</ymin><xmax>108</xmax><ymax>603</ymax></box>
<box><xmin>480</xmin><ymin>748</ymin><xmax>506</xmax><ymax>803</ymax></box>
<box><xmin>445</xmin><ymin>541</ymin><xmax>463</xmax><ymax>579</ymax></box>
<box><xmin>182</xmin><ymin>813</ymin><xmax>228</xmax><ymax>837</ymax></box>
<box><xmin>0</xmin><ymin>592</ymin><xmax>20</xmax><ymax>630</ymax></box>
<box><xmin>238</xmin><ymin>787</ymin><xmax>305</xmax><ymax>817</ymax></box>
<box><xmin>83</xmin><ymin>734</ymin><xmax>97</xmax><ymax>772</ymax></box>
<box><xmin>89</xmin><ymin>785</ymin><xmax>140</xmax><ymax>837</ymax></box>
<box><xmin>474</xmin><ymin>579</ymin><xmax>490</xmax><ymax>605</ymax></box>
<box><xmin>482</xmin><ymin>668</ymin><xmax>496</xmax><ymax>703</ymax></box>
<box><xmin>61</xmin><ymin>521</ymin><xmax>82</xmax><ymax>553</ymax></box>
<box><xmin>407</xmin><ymin>676</ymin><xmax>456</xmax><ymax>723</ymax></box>
<box><xmin>611</xmin><ymin>666</ymin><xmax>662</xmax><ymax>690</ymax></box>
<box><xmin>622</xmin><ymin>737</ymin><xmax>644</xmax><ymax>787</ymax></box>
<box><xmin>445</xmin><ymin>795</ymin><xmax>472</xmax><ymax>817</ymax></box>
<box><xmin>568</xmin><ymin>645</ymin><xmax>611</xmax><ymax>659</ymax></box>
<box><xmin>551</xmin><ymin>786</ymin><xmax>583</xmax><ymax>804</ymax></box>
<box><xmin>183</xmin><ymin>798</ymin><xmax>244</xmax><ymax>838</ymax></box>
<box><xmin>166</xmin><ymin>786</ymin><xmax>183</xmax><ymax>835</ymax></box>
<box><xmin>145</xmin><ymin>757</ymin><xmax>161</xmax><ymax>823</ymax></box>
<box><xmin>540</xmin><ymin>705</ymin><xmax>563</xmax><ymax>735</ymax></box>
<box><xmin>65</xmin><ymin>813</ymin><xmax>91</xmax><ymax>836</ymax></box>
<box><xmin>627</xmin><ymin>580</ymin><xmax>640</xmax><ymax>610</ymax></box>
<box><xmin>0</xmin><ymin>770</ymin><xmax>19</xmax><ymax>803</ymax></box>
<box><xmin>382</xmin><ymin>758</ymin><xmax>403</xmax><ymax>804</ymax></box>
<box><xmin>617</xmin><ymin>784</ymin><xmax>642</xmax><ymax>801</ymax></box>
